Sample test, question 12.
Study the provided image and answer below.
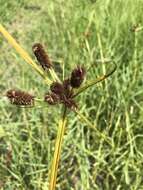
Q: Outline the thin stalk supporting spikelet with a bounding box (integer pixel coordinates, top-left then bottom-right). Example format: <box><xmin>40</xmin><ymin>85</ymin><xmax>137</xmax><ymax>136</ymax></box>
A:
<box><xmin>6</xmin><ymin>90</ymin><xmax>34</xmax><ymax>106</ymax></box>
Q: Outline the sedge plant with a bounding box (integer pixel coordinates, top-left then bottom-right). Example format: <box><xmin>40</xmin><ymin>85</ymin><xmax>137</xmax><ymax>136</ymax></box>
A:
<box><xmin>0</xmin><ymin>24</ymin><xmax>116</xmax><ymax>190</ymax></box>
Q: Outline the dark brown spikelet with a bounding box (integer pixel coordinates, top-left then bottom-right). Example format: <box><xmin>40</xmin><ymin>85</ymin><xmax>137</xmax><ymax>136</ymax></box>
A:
<box><xmin>32</xmin><ymin>43</ymin><xmax>52</xmax><ymax>70</ymax></box>
<box><xmin>6</xmin><ymin>90</ymin><xmax>34</xmax><ymax>106</ymax></box>
<box><xmin>50</xmin><ymin>82</ymin><xmax>64</xmax><ymax>96</ymax></box>
<box><xmin>44</xmin><ymin>93</ymin><xmax>60</xmax><ymax>105</ymax></box>
<box><xmin>70</xmin><ymin>66</ymin><xmax>86</xmax><ymax>88</ymax></box>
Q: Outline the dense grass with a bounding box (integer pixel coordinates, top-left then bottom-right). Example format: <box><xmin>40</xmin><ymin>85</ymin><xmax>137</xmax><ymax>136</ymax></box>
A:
<box><xmin>0</xmin><ymin>0</ymin><xmax>143</xmax><ymax>189</ymax></box>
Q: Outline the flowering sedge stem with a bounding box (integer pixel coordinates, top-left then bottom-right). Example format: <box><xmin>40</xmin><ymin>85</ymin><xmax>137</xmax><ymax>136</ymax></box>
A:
<box><xmin>49</xmin><ymin>106</ymin><xmax>67</xmax><ymax>190</ymax></box>
<box><xmin>0</xmin><ymin>24</ymin><xmax>52</xmax><ymax>85</ymax></box>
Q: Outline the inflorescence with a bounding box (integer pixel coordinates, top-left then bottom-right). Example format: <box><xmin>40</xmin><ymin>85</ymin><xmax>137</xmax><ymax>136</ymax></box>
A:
<box><xmin>44</xmin><ymin>65</ymin><xmax>85</xmax><ymax>110</ymax></box>
<box><xmin>6</xmin><ymin>43</ymin><xmax>86</xmax><ymax>111</ymax></box>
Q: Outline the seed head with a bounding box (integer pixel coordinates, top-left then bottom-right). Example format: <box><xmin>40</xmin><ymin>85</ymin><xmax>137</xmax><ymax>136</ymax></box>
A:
<box><xmin>44</xmin><ymin>93</ymin><xmax>60</xmax><ymax>105</ymax></box>
<box><xmin>70</xmin><ymin>66</ymin><xmax>86</xmax><ymax>88</ymax></box>
<box><xmin>50</xmin><ymin>82</ymin><xmax>64</xmax><ymax>96</ymax></box>
<box><xmin>32</xmin><ymin>43</ymin><xmax>52</xmax><ymax>70</ymax></box>
<box><xmin>6</xmin><ymin>90</ymin><xmax>34</xmax><ymax>106</ymax></box>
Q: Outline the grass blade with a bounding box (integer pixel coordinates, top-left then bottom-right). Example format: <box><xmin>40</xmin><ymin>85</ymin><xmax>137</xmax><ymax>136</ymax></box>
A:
<box><xmin>75</xmin><ymin>109</ymin><xmax>112</xmax><ymax>146</ymax></box>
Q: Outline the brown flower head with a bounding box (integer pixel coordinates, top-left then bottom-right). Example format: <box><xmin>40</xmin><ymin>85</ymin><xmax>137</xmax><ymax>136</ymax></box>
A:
<box><xmin>70</xmin><ymin>66</ymin><xmax>86</xmax><ymax>88</ymax></box>
<box><xmin>44</xmin><ymin>93</ymin><xmax>60</xmax><ymax>105</ymax></box>
<box><xmin>45</xmin><ymin>79</ymin><xmax>76</xmax><ymax>110</ymax></box>
<box><xmin>50</xmin><ymin>82</ymin><xmax>64</xmax><ymax>96</ymax></box>
<box><xmin>6</xmin><ymin>90</ymin><xmax>35</xmax><ymax>106</ymax></box>
<box><xmin>44</xmin><ymin>66</ymin><xmax>86</xmax><ymax>110</ymax></box>
<box><xmin>32</xmin><ymin>43</ymin><xmax>52</xmax><ymax>70</ymax></box>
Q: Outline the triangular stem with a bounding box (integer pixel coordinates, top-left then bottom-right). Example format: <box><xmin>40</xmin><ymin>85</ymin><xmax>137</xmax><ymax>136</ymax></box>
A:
<box><xmin>49</xmin><ymin>106</ymin><xmax>67</xmax><ymax>190</ymax></box>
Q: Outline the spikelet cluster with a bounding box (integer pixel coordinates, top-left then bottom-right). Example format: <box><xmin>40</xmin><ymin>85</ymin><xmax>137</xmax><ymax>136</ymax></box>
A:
<box><xmin>6</xmin><ymin>90</ymin><xmax>34</xmax><ymax>106</ymax></box>
<box><xmin>44</xmin><ymin>66</ymin><xmax>86</xmax><ymax>110</ymax></box>
<box><xmin>45</xmin><ymin>81</ymin><xmax>72</xmax><ymax>109</ymax></box>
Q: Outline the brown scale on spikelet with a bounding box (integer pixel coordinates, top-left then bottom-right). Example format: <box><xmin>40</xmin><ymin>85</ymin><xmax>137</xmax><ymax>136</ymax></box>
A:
<box><xmin>6</xmin><ymin>90</ymin><xmax>35</xmax><ymax>106</ymax></box>
<box><xmin>32</xmin><ymin>43</ymin><xmax>52</xmax><ymax>70</ymax></box>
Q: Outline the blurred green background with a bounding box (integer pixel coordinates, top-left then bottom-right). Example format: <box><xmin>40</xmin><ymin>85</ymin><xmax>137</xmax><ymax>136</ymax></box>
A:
<box><xmin>0</xmin><ymin>0</ymin><xmax>143</xmax><ymax>189</ymax></box>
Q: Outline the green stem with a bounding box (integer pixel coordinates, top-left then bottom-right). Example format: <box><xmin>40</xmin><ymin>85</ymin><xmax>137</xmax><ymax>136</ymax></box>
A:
<box><xmin>49</xmin><ymin>106</ymin><xmax>67</xmax><ymax>190</ymax></box>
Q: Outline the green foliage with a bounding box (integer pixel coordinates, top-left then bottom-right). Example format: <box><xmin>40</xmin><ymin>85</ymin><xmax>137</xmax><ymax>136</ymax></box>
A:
<box><xmin>0</xmin><ymin>0</ymin><xmax>143</xmax><ymax>189</ymax></box>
